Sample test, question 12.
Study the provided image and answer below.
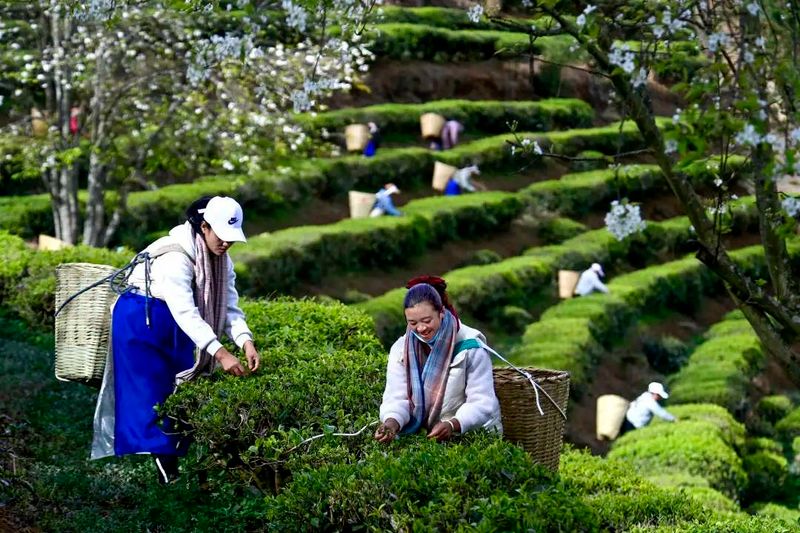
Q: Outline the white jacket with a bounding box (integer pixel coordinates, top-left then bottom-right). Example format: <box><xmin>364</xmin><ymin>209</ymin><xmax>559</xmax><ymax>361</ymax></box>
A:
<box><xmin>625</xmin><ymin>392</ymin><xmax>676</xmax><ymax>428</ymax></box>
<box><xmin>379</xmin><ymin>323</ymin><xmax>502</xmax><ymax>434</ymax></box>
<box><xmin>574</xmin><ymin>269</ymin><xmax>609</xmax><ymax>296</ymax></box>
<box><xmin>126</xmin><ymin>221</ymin><xmax>253</xmax><ymax>356</ymax></box>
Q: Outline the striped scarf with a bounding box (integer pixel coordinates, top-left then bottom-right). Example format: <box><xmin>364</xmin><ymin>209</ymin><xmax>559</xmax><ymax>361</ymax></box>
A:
<box><xmin>402</xmin><ymin>309</ymin><xmax>457</xmax><ymax>434</ymax></box>
<box><xmin>174</xmin><ymin>232</ymin><xmax>228</xmax><ymax>385</ymax></box>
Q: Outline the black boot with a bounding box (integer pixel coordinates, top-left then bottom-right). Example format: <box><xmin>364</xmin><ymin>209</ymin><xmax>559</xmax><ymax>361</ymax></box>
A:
<box><xmin>153</xmin><ymin>454</ymin><xmax>180</xmax><ymax>485</ymax></box>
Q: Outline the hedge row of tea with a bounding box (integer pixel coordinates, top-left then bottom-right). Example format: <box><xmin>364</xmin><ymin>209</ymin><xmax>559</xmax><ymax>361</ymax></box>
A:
<box><xmin>160</xmin><ymin>298</ymin><xmax>793</xmax><ymax>530</ymax></box>
<box><xmin>301</xmin><ymin>98</ymin><xmax>593</xmax><ymax>138</ymax></box>
<box><xmin>229</xmin><ymin>122</ymin><xmax>662</xmax><ymax>294</ymax></box>
<box><xmin>511</xmin><ymin>238</ymin><xmax>777</xmax><ymax>388</ymax></box>
<box><xmin>669</xmin><ymin>311</ymin><xmax>764</xmax><ymax>415</ymax></box>
<box><xmin>1</xmin><ymin>115</ymin><xmax>644</xmax><ymax>252</ymax></box>
<box><xmin>357</xmin><ymin>171</ymin><xmax>752</xmax><ymax>345</ymax></box>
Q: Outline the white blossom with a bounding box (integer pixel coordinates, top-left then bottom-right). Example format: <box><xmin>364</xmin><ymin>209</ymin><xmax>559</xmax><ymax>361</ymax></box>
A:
<box><xmin>782</xmin><ymin>197</ymin><xmax>800</xmax><ymax>217</ymax></box>
<box><xmin>222</xmin><ymin>160</ymin><xmax>234</xmax><ymax>171</ymax></box>
<box><xmin>283</xmin><ymin>0</ymin><xmax>308</xmax><ymax>32</ymax></box>
<box><xmin>467</xmin><ymin>4</ymin><xmax>484</xmax><ymax>24</ymax></box>
<box><xmin>665</xmin><ymin>139</ymin><xmax>678</xmax><ymax>154</ymax></box>
<box><xmin>708</xmin><ymin>32</ymin><xmax>731</xmax><ymax>53</ymax></box>
<box><xmin>605</xmin><ymin>200</ymin><xmax>647</xmax><ymax>241</ymax></box>
<box><xmin>746</xmin><ymin>2</ymin><xmax>760</xmax><ymax>15</ymax></box>
<box><xmin>608</xmin><ymin>43</ymin><xmax>635</xmax><ymax>74</ymax></box>
<box><xmin>734</xmin><ymin>123</ymin><xmax>762</xmax><ymax>146</ymax></box>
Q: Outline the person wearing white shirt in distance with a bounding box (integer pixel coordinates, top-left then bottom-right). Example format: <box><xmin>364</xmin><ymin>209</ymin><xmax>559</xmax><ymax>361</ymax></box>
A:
<box><xmin>619</xmin><ymin>382</ymin><xmax>677</xmax><ymax>436</ymax></box>
<box><xmin>574</xmin><ymin>262</ymin><xmax>610</xmax><ymax>296</ymax></box>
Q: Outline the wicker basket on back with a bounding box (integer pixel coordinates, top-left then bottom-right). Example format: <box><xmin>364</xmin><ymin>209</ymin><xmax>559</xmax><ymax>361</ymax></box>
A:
<box><xmin>55</xmin><ymin>262</ymin><xmax>119</xmax><ymax>387</ymax></box>
<box><xmin>493</xmin><ymin>367</ymin><xmax>570</xmax><ymax>470</ymax></box>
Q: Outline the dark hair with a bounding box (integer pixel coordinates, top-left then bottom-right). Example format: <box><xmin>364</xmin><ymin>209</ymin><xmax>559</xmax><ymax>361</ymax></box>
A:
<box><xmin>404</xmin><ymin>275</ymin><xmax>460</xmax><ymax>324</ymax></box>
<box><xmin>403</xmin><ymin>283</ymin><xmax>443</xmax><ymax>311</ymax></box>
<box><xmin>186</xmin><ymin>196</ymin><xmax>213</xmax><ymax>234</ymax></box>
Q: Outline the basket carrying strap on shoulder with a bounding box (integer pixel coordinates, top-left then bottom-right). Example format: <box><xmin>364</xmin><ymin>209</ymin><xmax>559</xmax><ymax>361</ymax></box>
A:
<box><xmin>453</xmin><ymin>338</ymin><xmax>481</xmax><ymax>354</ymax></box>
<box><xmin>147</xmin><ymin>242</ymin><xmax>194</xmax><ymax>263</ymax></box>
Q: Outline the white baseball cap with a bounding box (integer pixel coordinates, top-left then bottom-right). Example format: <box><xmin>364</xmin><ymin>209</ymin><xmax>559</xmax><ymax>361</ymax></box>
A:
<box><xmin>200</xmin><ymin>196</ymin><xmax>247</xmax><ymax>243</ymax></box>
<box><xmin>591</xmin><ymin>263</ymin><xmax>605</xmax><ymax>277</ymax></box>
<box><xmin>648</xmin><ymin>381</ymin><xmax>669</xmax><ymax>399</ymax></box>
<box><xmin>385</xmin><ymin>183</ymin><xmax>400</xmax><ymax>195</ymax></box>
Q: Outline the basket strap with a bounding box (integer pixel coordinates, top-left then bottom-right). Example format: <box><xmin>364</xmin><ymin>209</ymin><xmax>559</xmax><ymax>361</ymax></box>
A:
<box><xmin>479</xmin><ymin>341</ymin><xmax>567</xmax><ymax>421</ymax></box>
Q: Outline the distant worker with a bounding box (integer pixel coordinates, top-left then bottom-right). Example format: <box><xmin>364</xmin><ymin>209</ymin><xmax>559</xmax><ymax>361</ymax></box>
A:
<box><xmin>370</xmin><ymin>183</ymin><xmax>402</xmax><ymax>217</ymax></box>
<box><xmin>619</xmin><ymin>382</ymin><xmax>677</xmax><ymax>436</ymax></box>
<box><xmin>574</xmin><ymin>263</ymin><xmax>609</xmax><ymax>296</ymax></box>
<box><xmin>444</xmin><ymin>165</ymin><xmax>486</xmax><ymax>196</ymax></box>
<box><xmin>441</xmin><ymin>119</ymin><xmax>464</xmax><ymax>150</ymax></box>
<box><xmin>364</xmin><ymin>122</ymin><xmax>381</xmax><ymax>157</ymax></box>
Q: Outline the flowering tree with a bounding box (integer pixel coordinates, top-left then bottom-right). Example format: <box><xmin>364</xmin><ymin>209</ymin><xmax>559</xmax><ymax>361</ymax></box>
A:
<box><xmin>0</xmin><ymin>0</ymin><xmax>375</xmax><ymax>245</ymax></box>
<box><xmin>479</xmin><ymin>0</ymin><xmax>800</xmax><ymax>382</ymax></box>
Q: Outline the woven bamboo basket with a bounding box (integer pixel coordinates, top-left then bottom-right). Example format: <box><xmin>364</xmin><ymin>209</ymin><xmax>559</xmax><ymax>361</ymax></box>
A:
<box><xmin>558</xmin><ymin>270</ymin><xmax>580</xmax><ymax>299</ymax></box>
<box><xmin>493</xmin><ymin>367</ymin><xmax>570</xmax><ymax>470</ymax></box>
<box><xmin>420</xmin><ymin>112</ymin><xmax>445</xmax><ymax>139</ymax></box>
<box><xmin>55</xmin><ymin>262</ymin><xmax>119</xmax><ymax>387</ymax></box>
<box><xmin>345</xmin><ymin>124</ymin><xmax>370</xmax><ymax>152</ymax></box>
<box><xmin>432</xmin><ymin>161</ymin><xmax>457</xmax><ymax>191</ymax></box>
<box><xmin>348</xmin><ymin>190</ymin><xmax>376</xmax><ymax>218</ymax></box>
<box><xmin>38</xmin><ymin>234</ymin><xmax>72</xmax><ymax>251</ymax></box>
<box><xmin>596</xmin><ymin>394</ymin><xmax>630</xmax><ymax>441</ymax></box>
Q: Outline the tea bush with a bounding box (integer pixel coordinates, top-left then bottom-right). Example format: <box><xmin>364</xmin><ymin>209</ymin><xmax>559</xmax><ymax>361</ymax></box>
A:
<box><xmin>163</xmin><ymin>298</ymin><xmax>387</xmax><ymax>490</ymax></box>
<box><xmin>512</xmin><ymin>239</ymin><xmax>770</xmax><ymax>389</ymax></box>
<box><xmin>669</xmin><ymin>311</ymin><xmax>764</xmax><ymax>416</ymax></box>
<box><xmin>609</xmin><ymin>404</ymin><xmax>747</xmax><ymax>500</ymax></box>
<box><xmin>756</xmin><ymin>395</ymin><xmax>794</xmax><ymax>425</ymax></box>
<box><xmin>642</xmin><ymin>335</ymin><xmax>690</xmax><ymax>374</ymax></box>
<box><xmin>303</xmin><ymin>98</ymin><xmax>593</xmax><ymax>138</ymax></box>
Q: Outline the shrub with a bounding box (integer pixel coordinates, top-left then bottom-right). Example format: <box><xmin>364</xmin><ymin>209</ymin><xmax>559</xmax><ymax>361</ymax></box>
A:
<box><xmin>377</xmin><ymin>6</ymin><xmax>548</xmax><ymax>32</ymax></box>
<box><xmin>775</xmin><ymin>407</ymin><xmax>800</xmax><ymax>444</ymax></box>
<box><xmin>303</xmin><ymin>98</ymin><xmax>594</xmax><ymax>138</ymax></box>
<box><xmin>669</xmin><ymin>312</ymin><xmax>763</xmax><ymax>415</ymax></box>
<box><xmin>642</xmin><ymin>335</ymin><xmax>690</xmax><ymax>374</ymax></box>
<box><xmin>499</xmin><ymin>305</ymin><xmax>533</xmax><ymax>333</ymax></box>
<box><xmin>751</xmin><ymin>503</ymin><xmax>800</xmax><ymax>527</ymax></box>
<box><xmin>537</xmin><ymin>216</ymin><xmax>588</xmax><ymax>244</ymax></box>
<box><xmin>0</xmin><ymin>121</ymin><xmax>649</xmax><ymax>247</ymax></box>
<box><xmin>365</xmin><ymin>23</ymin><xmax>580</xmax><ymax>64</ymax></box>
<box><xmin>609</xmin><ymin>404</ymin><xmax>748</xmax><ymax>500</ymax></box>
<box><xmin>164</xmin><ymin>298</ymin><xmax>387</xmax><ymax>490</ymax></box>
<box><xmin>742</xmin><ymin>451</ymin><xmax>788</xmax><ymax>503</ymax></box>
<box><xmin>756</xmin><ymin>395</ymin><xmax>794</xmax><ymax>425</ymax></box>
<box><xmin>571</xmin><ymin>149</ymin><xmax>608</xmax><ymax>172</ymax></box>
<box><xmin>456</xmin><ymin>248</ymin><xmax>503</xmax><ymax>268</ymax></box>
<box><xmin>512</xmin><ymin>236</ymin><xmax>768</xmax><ymax>391</ymax></box>
<box><xmin>231</xmin><ymin>192</ymin><xmax>523</xmax><ymax>295</ymax></box>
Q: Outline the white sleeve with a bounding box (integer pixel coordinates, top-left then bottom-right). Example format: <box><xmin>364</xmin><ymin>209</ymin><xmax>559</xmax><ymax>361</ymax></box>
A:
<box><xmin>224</xmin><ymin>257</ymin><xmax>253</xmax><ymax>349</ymax></box>
<box><xmin>156</xmin><ymin>252</ymin><xmax>219</xmax><ymax>353</ymax></box>
<box><xmin>453</xmin><ymin>347</ymin><xmax>500</xmax><ymax>433</ymax></box>
<box><xmin>593</xmin><ymin>273</ymin><xmax>610</xmax><ymax>293</ymax></box>
<box><xmin>379</xmin><ymin>339</ymin><xmax>411</xmax><ymax>429</ymax></box>
<box><xmin>650</xmin><ymin>400</ymin><xmax>676</xmax><ymax>422</ymax></box>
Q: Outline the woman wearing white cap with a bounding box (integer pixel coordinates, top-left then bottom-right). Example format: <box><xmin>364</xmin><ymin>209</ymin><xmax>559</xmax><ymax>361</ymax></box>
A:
<box><xmin>619</xmin><ymin>382</ymin><xmax>677</xmax><ymax>436</ymax></box>
<box><xmin>91</xmin><ymin>195</ymin><xmax>260</xmax><ymax>484</ymax></box>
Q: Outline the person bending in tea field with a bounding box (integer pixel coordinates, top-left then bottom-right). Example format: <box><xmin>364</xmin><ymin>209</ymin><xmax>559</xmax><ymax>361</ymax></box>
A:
<box><xmin>574</xmin><ymin>263</ymin><xmax>609</xmax><ymax>296</ymax></box>
<box><xmin>618</xmin><ymin>382</ymin><xmax>676</xmax><ymax>436</ymax></box>
<box><xmin>91</xmin><ymin>195</ymin><xmax>260</xmax><ymax>484</ymax></box>
<box><xmin>374</xmin><ymin>276</ymin><xmax>502</xmax><ymax>443</ymax></box>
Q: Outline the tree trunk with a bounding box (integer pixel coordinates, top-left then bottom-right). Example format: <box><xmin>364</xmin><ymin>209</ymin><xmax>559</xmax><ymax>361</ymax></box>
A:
<box><xmin>82</xmin><ymin>38</ymin><xmax>109</xmax><ymax>247</ymax></box>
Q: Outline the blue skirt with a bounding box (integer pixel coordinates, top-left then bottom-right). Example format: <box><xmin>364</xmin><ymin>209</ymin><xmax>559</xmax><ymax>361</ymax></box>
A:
<box><xmin>112</xmin><ymin>291</ymin><xmax>195</xmax><ymax>456</ymax></box>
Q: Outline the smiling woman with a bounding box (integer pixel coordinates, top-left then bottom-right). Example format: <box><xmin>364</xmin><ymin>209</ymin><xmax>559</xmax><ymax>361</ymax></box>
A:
<box><xmin>91</xmin><ymin>195</ymin><xmax>261</xmax><ymax>485</ymax></box>
<box><xmin>374</xmin><ymin>276</ymin><xmax>502</xmax><ymax>444</ymax></box>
